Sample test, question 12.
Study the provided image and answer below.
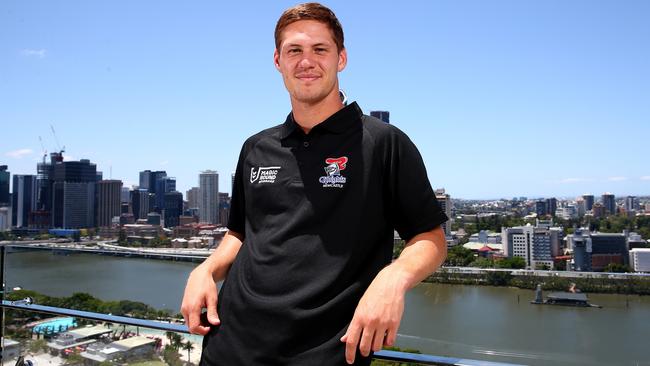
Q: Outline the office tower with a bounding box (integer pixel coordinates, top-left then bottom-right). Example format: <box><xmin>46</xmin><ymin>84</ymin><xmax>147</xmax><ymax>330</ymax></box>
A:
<box><xmin>590</xmin><ymin>233</ymin><xmax>628</xmax><ymax>270</ymax></box>
<box><xmin>186</xmin><ymin>187</ymin><xmax>200</xmax><ymax>209</ymax></box>
<box><xmin>163</xmin><ymin>191</ymin><xmax>183</xmax><ymax>228</ymax></box>
<box><xmin>97</xmin><ymin>180</ymin><xmax>123</xmax><ymax>227</ymax></box>
<box><xmin>535</xmin><ymin>200</ymin><xmax>547</xmax><ymax>217</ymax></box>
<box><xmin>582</xmin><ymin>194</ymin><xmax>594</xmax><ymax>211</ymax></box>
<box><xmin>546</xmin><ymin>198</ymin><xmax>557</xmax><ymax>217</ymax></box>
<box><xmin>370</xmin><ymin>111</ymin><xmax>390</xmax><ymax>123</ymax></box>
<box><xmin>11</xmin><ymin>175</ymin><xmax>37</xmax><ymax>228</ymax></box>
<box><xmin>575</xmin><ymin>197</ymin><xmax>586</xmax><ymax>216</ymax></box>
<box><xmin>121</xmin><ymin>187</ymin><xmax>131</xmax><ymax>203</ymax></box>
<box><xmin>0</xmin><ymin>165</ymin><xmax>9</xmax><ymax>206</ymax></box>
<box><xmin>130</xmin><ymin>189</ymin><xmax>153</xmax><ymax>221</ymax></box>
<box><xmin>138</xmin><ymin>170</ymin><xmax>167</xmax><ymax>192</ymax></box>
<box><xmin>155</xmin><ymin>176</ymin><xmax>176</xmax><ymax>212</ymax></box>
<box><xmin>502</xmin><ymin>224</ymin><xmax>554</xmax><ymax>270</ymax></box>
<box><xmin>0</xmin><ymin>206</ymin><xmax>11</xmax><ymax>231</ymax></box>
<box><xmin>601</xmin><ymin>193</ymin><xmax>616</xmax><ymax>215</ymax></box>
<box><xmin>51</xmin><ymin>159</ymin><xmax>98</xmax><ymax>229</ymax></box>
<box><xmin>625</xmin><ymin>196</ymin><xmax>638</xmax><ymax>212</ymax></box>
<box><xmin>199</xmin><ymin>170</ymin><xmax>219</xmax><ymax>224</ymax></box>
<box><xmin>219</xmin><ymin>192</ymin><xmax>230</xmax><ymax>227</ymax></box>
<box><xmin>435</xmin><ymin>188</ymin><xmax>452</xmax><ymax>236</ymax></box>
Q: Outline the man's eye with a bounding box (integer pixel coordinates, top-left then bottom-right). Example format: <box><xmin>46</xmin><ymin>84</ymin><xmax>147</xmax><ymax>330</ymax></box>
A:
<box><xmin>288</xmin><ymin>49</ymin><xmax>301</xmax><ymax>54</ymax></box>
<box><xmin>315</xmin><ymin>48</ymin><xmax>326</xmax><ymax>53</ymax></box>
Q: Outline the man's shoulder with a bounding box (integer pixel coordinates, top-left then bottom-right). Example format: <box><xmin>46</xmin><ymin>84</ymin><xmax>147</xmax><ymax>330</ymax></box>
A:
<box><xmin>361</xmin><ymin>114</ymin><xmax>411</xmax><ymax>144</ymax></box>
<box><xmin>241</xmin><ymin>123</ymin><xmax>284</xmax><ymax>150</ymax></box>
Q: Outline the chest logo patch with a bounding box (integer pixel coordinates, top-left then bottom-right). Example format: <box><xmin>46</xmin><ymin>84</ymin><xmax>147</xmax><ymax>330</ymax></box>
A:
<box><xmin>319</xmin><ymin>157</ymin><xmax>348</xmax><ymax>188</ymax></box>
<box><xmin>250</xmin><ymin>166</ymin><xmax>281</xmax><ymax>184</ymax></box>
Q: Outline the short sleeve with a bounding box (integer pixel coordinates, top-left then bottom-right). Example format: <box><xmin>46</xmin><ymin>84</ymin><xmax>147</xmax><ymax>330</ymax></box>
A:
<box><xmin>227</xmin><ymin>144</ymin><xmax>247</xmax><ymax>236</ymax></box>
<box><xmin>387</xmin><ymin>129</ymin><xmax>448</xmax><ymax>242</ymax></box>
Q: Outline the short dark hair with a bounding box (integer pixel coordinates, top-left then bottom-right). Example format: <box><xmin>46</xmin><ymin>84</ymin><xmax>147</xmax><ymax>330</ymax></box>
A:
<box><xmin>274</xmin><ymin>2</ymin><xmax>345</xmax><ymax>52</ymax></box>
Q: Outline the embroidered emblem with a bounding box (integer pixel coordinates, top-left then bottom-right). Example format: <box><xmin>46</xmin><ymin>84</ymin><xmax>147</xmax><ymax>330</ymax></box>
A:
<box><xmin>250</xmin><ymin>166</ymin><xmax>281</xmax><ymax>184</ymax></box>
<box><xmin>319</xmin><ymin>157</ymin><xmax>348</xmax><ymax>188</ymax></box>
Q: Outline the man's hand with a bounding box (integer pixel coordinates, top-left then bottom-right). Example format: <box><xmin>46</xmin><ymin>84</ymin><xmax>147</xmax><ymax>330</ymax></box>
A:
<box><xmin>340</xmin><ymin>266</ymin><xmax>406</xmax><ymax>364</ymax></box>
<box><xmin>180</xmin><ymin>230</ymin><xmax>243</xmax><ymax>335</ymax></box>
<box><xmin>340</xmin><ymin>226</ymin><xmax>447</xmax><ymax>364</ymax></box>
<box><xmin>181</xmin><ymin>263</ymin><xmax>221</xmax><ymax>335</ymax></box>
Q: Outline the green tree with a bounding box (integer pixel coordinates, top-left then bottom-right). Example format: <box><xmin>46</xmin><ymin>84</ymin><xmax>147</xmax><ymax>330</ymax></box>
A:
<box><xmin>445</xmin><ymin>245</ymin><xmax>474</xmax><ymax>266</ymax></box>
<box><xmin>497</xmin><ymin>256</ymin><xmax>526</xmax><ymax>269</ymax></box>
<box><xmin>182</xmin><ymin>340</ymin><xmax>194</xmax><ymax>364</ymax></box>
<box><xmin>604</xmin><ymin>263</ymin><xmax>631</xmax><ymax>273</ymax></box>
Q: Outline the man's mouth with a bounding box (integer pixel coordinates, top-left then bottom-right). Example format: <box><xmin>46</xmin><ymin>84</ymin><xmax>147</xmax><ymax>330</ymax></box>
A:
<box><xmin>296</xmin><ymin>74</ymin><xmax>320</xmax><ymax>82</ymax></box>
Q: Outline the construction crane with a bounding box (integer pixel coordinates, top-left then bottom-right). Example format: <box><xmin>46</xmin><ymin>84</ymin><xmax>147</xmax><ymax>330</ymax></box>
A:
<box><xmin>50</xmin><ymin>124</ymin><xmax>65</xmax><ymax>158</ymax></box>
<box><xmin>38</xmin><ymin>136</ymin><xmax>47</xmax><ymax>163</ymax></box>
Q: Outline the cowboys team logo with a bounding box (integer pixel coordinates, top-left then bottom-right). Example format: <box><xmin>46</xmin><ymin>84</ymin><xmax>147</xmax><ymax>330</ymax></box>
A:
<box><xmin>319</xmin><ymin>157</ymin><xmax>348</xmax><ymax>188</ymax></box>
<box><xmin>250</xmin><ymin>166</ymin><xmax>281</xmax><ymax>184</ymax></box>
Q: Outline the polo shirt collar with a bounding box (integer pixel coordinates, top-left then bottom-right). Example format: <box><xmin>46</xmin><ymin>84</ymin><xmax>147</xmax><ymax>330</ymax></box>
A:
<box><xmin>279</xmin><ymin>101</ymin><xmax>363</xmax><ymax>139</ymax></box>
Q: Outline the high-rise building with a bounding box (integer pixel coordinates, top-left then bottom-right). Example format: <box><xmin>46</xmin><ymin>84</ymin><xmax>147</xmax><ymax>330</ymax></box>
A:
<box><xmin>370</xmin><ymin>111</ymin><xmax>390</xmax><ymax>123</ymax></box>
<box><xmin>535</xmin><ymin>200</ymin><xmax>547</xmax><ymax>217</ymax></box>
<box><xmin>121</xmin><ymin>187</ymin><xmax>131</xmax><ymax>203</ymax></box>
<box><xmin>0</xmin><ymin>206</ymin><xmax>11</xmax><ymax>231</ymax></box>
<box><xmin>138</xmin><ymin>170</ymin><xmax>166</xmax><ymax>192</ymax></box>
<box><xmin>130</xmin><ymin>188</ymin><xmax>152</xmax><ymax>221</ymax></box>
<box><xmin>51</xmin><ymin>159</ymin><xmax>98</xmax><ymax>229</ymax></box>
<box><xmin>199</xmin><ymin>170</ymin><xmax>219</xmax><ymax>224</ymax></box>
<box><xmin>163</xmin><ymin>191</ymin><xmax>183</xmax><ymax>228</ymax></box>
<box><xmin>625</xmin><ymin>196</ymin><xmax>638</xmax><ymax>212</ymax></box>
<box><xmin>219</xmin><ymin>192</ymin><xmax>230</xmax><ymax>227</ymax></box>
<box><xmin>186</xmin><ymin>187</ymin><xmax>200</xmax><ymax>209</ymax></box>
<box><xmin>582</xmin><ymin>194</ymin><xmax>594</xmax><ymax>212</ymax></box>
<box><xmin>11</xmin><ymin>175</ymin><xmax>37</xmax><ymax>228</ymax></box>
<box><xmin>96</xmin><ymin>180</ymin><xmax>123</xmax><ymax>227</ymax></box>
<box><xmin>155</xmin><ymin>176</ymin><xmax>176</xmax><ymax>212</ymax></box>
<box><xmin>546</xmin><ymin>198</ymin><xmax>557</xmax><ymax>217</ymax></box>
<box><xmin>602</xmin><ymin>193</ymin><xmax>616</xmax><ymax>216</ymax></box>
<box><xmin>0</xmin><ymin>165</ymin><xmax>10</xmax><ymax>206</ymax></box>
<box><xmin>435</xmin><ymin>188</ymin><xmax>452</xmax><ymax>236</ymax></box>
<box><xmin>501</xmin><ymin>224</ymin><xmax>554</xmax><ymax>270</ymax></box>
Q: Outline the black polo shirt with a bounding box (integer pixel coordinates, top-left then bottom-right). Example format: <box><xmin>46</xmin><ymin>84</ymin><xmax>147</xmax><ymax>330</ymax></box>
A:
<box><xmin>200</xmin><ymin>102</ymin><xmax>448</xmax><ymax>365</ymax></box>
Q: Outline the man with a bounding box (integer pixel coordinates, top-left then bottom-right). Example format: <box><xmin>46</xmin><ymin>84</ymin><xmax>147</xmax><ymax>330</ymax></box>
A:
<box><xmin>182</xmin><ymin>3</ymin><xmax>448</xmax><ymax>365</ymax></box>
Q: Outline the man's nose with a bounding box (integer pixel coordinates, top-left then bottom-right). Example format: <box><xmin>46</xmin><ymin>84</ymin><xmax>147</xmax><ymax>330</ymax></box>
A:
<box><xmin>298</xmin><ymin>52</ymin><xmax>315</xmax><ymax>68</ymax></box>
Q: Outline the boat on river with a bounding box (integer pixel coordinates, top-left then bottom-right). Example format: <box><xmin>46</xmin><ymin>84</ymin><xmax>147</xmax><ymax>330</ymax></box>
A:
<box><xmin>531</xmin><ymin>284</ymin><xmax>602</xmax><ymax>308</ymax></box>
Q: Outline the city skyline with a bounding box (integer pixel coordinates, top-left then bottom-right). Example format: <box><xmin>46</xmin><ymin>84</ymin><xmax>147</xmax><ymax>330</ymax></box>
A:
<box><xmin>2</xmin><ymin>0</ymin><xmax>649</xmax><ymax>199</ymax></box>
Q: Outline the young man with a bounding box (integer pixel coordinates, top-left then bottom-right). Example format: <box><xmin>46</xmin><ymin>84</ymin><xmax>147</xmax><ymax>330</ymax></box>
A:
<box><xmin>181</xmin><ymin>3</ymin><xmax>448</xmax><ymax>365</ymax></box>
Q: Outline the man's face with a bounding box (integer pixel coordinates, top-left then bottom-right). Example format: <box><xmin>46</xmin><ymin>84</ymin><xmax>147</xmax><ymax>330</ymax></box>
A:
<box><xmin>274</xmin><ymin>20</ymin><xmax>347</xmax><ymax>106</ymax></box>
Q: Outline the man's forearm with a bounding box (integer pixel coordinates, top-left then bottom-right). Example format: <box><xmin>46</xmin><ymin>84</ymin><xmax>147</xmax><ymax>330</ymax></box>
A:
<box><xmin>384</xmin><ymin>226</ymin><xmax>447</xmax><ymax>292</ymax></box>
<box><xmin>201</xmin><ymin>230</ymin><xmax>244</xmax><ymax>281</ymax></box>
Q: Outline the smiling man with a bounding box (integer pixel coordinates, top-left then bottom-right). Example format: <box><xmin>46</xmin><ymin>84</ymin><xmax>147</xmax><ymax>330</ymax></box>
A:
<box><xmin>181</xmin><ymin>3</ymin><xmax>448</xmax><ymax>365</ymax></box>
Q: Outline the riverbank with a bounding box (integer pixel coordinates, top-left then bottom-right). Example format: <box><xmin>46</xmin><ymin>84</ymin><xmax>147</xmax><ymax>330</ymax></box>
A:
<box><xmin>426</xmin><ymin>267</ymin><xmax>650</xmax><ymax>295</ymax></box>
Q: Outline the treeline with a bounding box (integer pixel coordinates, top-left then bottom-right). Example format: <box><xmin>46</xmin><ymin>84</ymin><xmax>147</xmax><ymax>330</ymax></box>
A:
<box><xmin>7</xmin><ymin>289</ymin><xmax>176</xmax><ymax>320</ymax></box>
<box><xmin>427</xmin><ymin>269</ymin><xmax>650</xmax><ymax>295</ymax></box>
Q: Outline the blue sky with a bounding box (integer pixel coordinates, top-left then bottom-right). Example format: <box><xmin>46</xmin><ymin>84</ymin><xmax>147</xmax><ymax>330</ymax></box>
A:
<box><xmin>2</xmin><ymin>0</ymin><xmax>649</xmax><ymax>199</ymax></box>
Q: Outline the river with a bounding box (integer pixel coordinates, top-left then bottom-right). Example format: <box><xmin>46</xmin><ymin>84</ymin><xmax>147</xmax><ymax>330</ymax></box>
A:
<box><xmin>6</xmin><ymin>250</ymin><xmax>649</xmax><ymax>365</ymax></box>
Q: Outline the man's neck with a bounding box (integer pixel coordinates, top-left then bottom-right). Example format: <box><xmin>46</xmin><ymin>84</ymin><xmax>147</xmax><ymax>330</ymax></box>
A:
<box><xmin>290</xmin><ymin>93</ymin><xmax>344</xmax><ymax>134</ymax></box>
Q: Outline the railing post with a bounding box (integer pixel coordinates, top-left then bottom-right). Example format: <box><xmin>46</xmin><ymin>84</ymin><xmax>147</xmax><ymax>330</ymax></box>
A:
<box><xmin>0</xmin><ymin>244</ymin><xmax>5</xmax><ymax>364</ymax></box>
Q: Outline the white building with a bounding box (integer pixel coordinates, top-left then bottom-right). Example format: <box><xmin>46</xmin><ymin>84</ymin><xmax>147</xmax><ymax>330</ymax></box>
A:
<box><xmin>199</xmin><ymin>170</ymin><xmax>219</xmax><ymax>225</ymax></box>
<box><xmin>629</xmin><ymin>248</ymin><xmax>650</xmax><ymax>273</ymax></box>
<box><xmin>435</xmin><ymin>188</ymin><xmax>452</xmax><ymax>236</ymax></box>
<box><xmin>0</xmin><ymin>206</ymin><xmax>11</xmax><ymax>231</ymax></box>
<box><xmin>502</xmin><ymin>224</ymin><xmax>555</xmax><ymax>269</ymax></box>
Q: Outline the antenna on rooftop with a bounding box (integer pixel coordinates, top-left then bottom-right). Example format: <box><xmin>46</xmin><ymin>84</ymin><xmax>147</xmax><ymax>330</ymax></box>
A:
<box><xmin>38</xmin><ymin>136</ymin><xmax>47</xmax><ymax>163</ymax></box>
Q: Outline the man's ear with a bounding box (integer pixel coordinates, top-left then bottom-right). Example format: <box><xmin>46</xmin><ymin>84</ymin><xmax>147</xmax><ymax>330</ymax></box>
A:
<box><xmin>274</xmin><ymin>49</ymin><xmax>281</xmax><ymax>72</ymax></box>
<box><xmin>337</xmin><ymin>48</ymin><xmax>347</xmax><ymax>72</ymax></box>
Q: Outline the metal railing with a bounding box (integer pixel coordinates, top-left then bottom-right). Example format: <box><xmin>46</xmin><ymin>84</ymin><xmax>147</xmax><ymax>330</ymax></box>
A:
<box><xmin>0</xmin><ymin>300</ymin><xmax>522</xmax><ymax>366</ymax></box>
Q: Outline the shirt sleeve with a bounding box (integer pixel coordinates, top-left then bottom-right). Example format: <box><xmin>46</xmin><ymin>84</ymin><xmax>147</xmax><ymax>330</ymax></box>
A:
<box><xmin>227</xmin><ymin>144</ymin><xmax>247</xmax><ymax>236</ymax></box>
<box><xmin>386</xmin><ymin>128</ymin><xmax>448</xmax><ymax>242</ymax></box>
